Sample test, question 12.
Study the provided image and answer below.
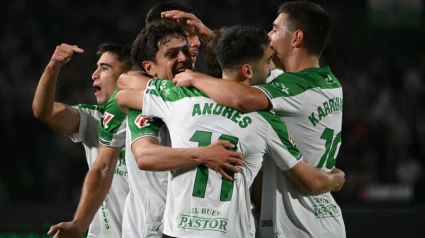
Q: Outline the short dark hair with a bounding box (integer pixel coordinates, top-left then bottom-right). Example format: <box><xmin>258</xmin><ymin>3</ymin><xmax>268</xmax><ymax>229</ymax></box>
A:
<box><xmin>145</xmin><ymin>1</ymin><xmax>200</xmax><ymax>24</ymax></box>
<box><xmin>216</xmin><ymin>25</ymin><xmax>270</xmax><ymax>70</ymax></box>
<box><xmin>278</xmin><ymin>1</ymin><xmax>330</xmax><ymax>55</ymax></box>
<box><xmin>96</xmin><ymin>43</ymin><xmax>132</xmax><ymax>71</ymax></box>
<box><xmin>203</xmin><ymin>27</ymin><xmax>227</xmax><ymax>78</ymax></box>
<box><xmin>131</xmin><ymin>19</ymin><xmax>187</xmax><ymax>71</ymax></box>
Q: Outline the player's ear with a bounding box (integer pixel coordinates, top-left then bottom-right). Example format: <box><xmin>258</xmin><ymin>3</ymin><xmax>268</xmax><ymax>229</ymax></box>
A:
<box><xmin>241</xmin><ymin>64</ymin><xmax>253</xmax><ymax>79</ymax></box>
<box><xmin>292</xmin><ymin>30</ymin><xmax>303</xmax><ymax>47</ymax></box>
<box><xmin>142</xmin><ymin>61</ymin><xmax>156</xmax><ymax>77</ymax></box>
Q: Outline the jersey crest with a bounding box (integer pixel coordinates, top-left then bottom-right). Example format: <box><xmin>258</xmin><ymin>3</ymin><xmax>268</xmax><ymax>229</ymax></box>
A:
<box><xmin>103</xmin><ymin>112</ymin><xmax>114</xmax><ymax>129</ymax></box>
<box><xmin>272</xmin><ymin>82</ymin><xmax>289</xmax><ymax>94</ymax></box>
<box><xmin>134</xmin><ymin>114</ymin><xmax>152</xmax><ymax>129</ymax></box>
<box><xmin>289</xmin><ymin>135</ymin><xmax>296</xmax><ymax>145</ymax></box>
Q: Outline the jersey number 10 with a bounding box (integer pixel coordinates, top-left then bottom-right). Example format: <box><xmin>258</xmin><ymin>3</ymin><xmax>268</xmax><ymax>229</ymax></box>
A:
<box><xmin>317</xmin><ymin>128</ymin><xmax>341</xmax><ymax>169</ymax></box>
<box><xmin>190</xmin><ymin>130</ymin><xmax>239</xmax><ymax>202</ymax></box>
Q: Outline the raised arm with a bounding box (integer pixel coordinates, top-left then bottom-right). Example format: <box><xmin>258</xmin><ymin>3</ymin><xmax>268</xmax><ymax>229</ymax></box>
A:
<box><xmin>48</xmin><ymin>144</ymin><xmax>121</xmax><ymax>237</ymax></box>
<box><xmin>173</xmin><ymin>70</ymin><xmax>271</xmax><ymax>112</ymax></box>
<box><xmin>161</xmin><ymin>10</ymin><xmax>213</xmax><ymax>43</ymax></box>
<box><xmin>287</xmin><ymin>161</ymin><xmax>345</xmax><ymax>194</ymax></box>
<box><xmin>32</xmin><ymin>43</ymin><xmax>84</xmax><ymax>135</ymax></box>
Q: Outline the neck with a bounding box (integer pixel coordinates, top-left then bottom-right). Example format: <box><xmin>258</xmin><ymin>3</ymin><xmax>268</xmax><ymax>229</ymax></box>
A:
<box><xmin>278</xmin><ymin>50</ymin><xmax>320</xmax><ymax>73</ymax></box>
<box><xmin>222</xmin><ymin>71</ymin><xmax>250</xmax><ymax>86</ymax></box>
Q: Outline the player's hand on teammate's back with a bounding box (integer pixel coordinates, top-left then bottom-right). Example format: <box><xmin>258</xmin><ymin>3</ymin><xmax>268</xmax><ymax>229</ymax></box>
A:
<box><xmin>200</xmin><ymin>140</ymin><xmax>244</xmax><ymax>181</ymax></box>
<box><xmin>330</xmin><ymin>167</ymin><xmax>345</xmax><ymax>192</ymax></box>
<box><xmin>161</xmin><ymin>10</ymin><xmax>212</xmax><ymax>42</ymax></box>
<box><xmin>173</xmin><ymin>69</ymin><xmax>212</xmax><ymax>87</ymax></box>
<box><xmin>48</xmin><ymin>43</ymin><xmax>84</xmax><ymax>69</ymax></box>
<box><xmin>47</xmin><ymin>221</ymin><xmax>85</xmax><ymax>238</ymax></box>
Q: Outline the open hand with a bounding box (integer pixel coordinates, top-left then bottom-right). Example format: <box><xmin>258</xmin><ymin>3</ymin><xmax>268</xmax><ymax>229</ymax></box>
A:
<box><xmin>161</xmin><ymin>10</ymin><xmax>212</xmax><ymax>42</ymax></box>
<box><xmin>47</xmin><ymin>221</ymin><xmax>86</xmax><ymax>238</ymax></box>
<box><xmin>200</xmin><ymin>140</ymin><xmax>244</xmax><ymax>181</ymax></box>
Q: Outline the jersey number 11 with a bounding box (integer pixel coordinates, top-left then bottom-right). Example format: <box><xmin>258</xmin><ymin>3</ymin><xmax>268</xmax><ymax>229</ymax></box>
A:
<box><xmin>190</xmin><ymin>130</ymin><xmax>239</xmax><ymax>202</ymax></box>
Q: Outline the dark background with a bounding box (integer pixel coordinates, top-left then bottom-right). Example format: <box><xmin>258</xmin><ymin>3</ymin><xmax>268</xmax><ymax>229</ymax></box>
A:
<box><xmin>1</xmin><ymin>0</ymin><xmax>425</xmax><ymax>237</ymax></box>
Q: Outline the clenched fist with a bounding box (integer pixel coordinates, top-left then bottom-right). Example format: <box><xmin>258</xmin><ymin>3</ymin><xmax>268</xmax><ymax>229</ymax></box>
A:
<box><xmin>48</xmin><ymin>43</ymin><xmax>84</xmax><ymax>69</ymax></box>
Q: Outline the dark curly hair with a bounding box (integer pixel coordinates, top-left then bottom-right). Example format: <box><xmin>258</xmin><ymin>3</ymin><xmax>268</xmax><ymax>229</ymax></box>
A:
<box><xmin>131</xmin><ymin>19</ymin><xmax>187</xmax><ymax>71</ymax></box>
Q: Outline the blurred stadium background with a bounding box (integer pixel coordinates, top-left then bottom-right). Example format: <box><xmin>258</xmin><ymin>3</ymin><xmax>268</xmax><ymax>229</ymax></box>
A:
<box><xmin>1</xmin><ymin>0</ymin><xmax>425</xmax><ymax>237</ymax></box>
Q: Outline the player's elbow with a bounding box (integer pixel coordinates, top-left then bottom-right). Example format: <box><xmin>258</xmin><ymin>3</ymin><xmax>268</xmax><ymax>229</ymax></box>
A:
<box><xmin>134</xmin><ymin>148</ymin><xmax>154</xmax><ymax>171</ymax></box>
<box><xmin>32</xmin><ymin>101</ymin><xmax>48</xmax><ymax>121</ymax></box>
<box><xmin>136</xmin><ymin>157</ymin><xmax>150</xmax><ymax>170</ymax></box>
<box><xmin>231</xmin><ymin>94</ymin><xmax>266</xmax><ymax>113</ymax></box>
<box><xmin>228</xmin><ymin>96</ymin><xmax>253</xmax><ymax>113</ymax></box>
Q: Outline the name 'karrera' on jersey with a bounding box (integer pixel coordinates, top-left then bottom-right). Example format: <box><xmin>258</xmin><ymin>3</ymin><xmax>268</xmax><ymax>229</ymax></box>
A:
<box><xmin>255</xmin><ymin>66</ymin><xmax>345</xmax><ymax>238</ymax></box>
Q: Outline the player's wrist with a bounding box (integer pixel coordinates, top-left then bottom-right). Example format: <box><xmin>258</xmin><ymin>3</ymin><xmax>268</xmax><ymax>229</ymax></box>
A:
<box><xmin>200</xmin><ymin>28</ymin><xmax>213</xmax><ymax>43</ymax></box>
<box><xmin>70</xmin><ymin>218</ymin><xmax>88</xmax><ymax>234</ymax></box>
<box><xmin>190</xmin><ymin>76</ymin><xmax>201</xmax><ymax>87</ymax></box>
<box><xmin>46</xmin><ymin>62</ymin><xmax>61</xmax><ymax>72</ymax></box>
<box><xmin>189</xmin><ymin>147</ymin><xmax>203</xmax><ymax>164</ymax></box>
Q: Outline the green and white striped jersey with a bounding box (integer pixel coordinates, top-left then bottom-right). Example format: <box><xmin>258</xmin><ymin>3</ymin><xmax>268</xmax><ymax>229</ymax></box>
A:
<box><xmin>142</xmin><ymin>79</ymin><xmax>302</xmax><ymax>238</ymax></box>
<box><xmin>69</xmin><ymin>103</ymin><xmax>128</xmax><ymax>238</ymax></box>
<box><xmin>255</xmin><ymin>66</ymin><xmax>345</xmax><ymax>238</ymax></box>
<box><xmin>98</xmin><ymin>89</ymin><xmax>169</xmax><ymax>238</ymax></box>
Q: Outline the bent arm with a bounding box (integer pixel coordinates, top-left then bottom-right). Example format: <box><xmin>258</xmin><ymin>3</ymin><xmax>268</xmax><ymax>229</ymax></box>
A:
<box><xmin>287</xmin><ymin>160</ymin><xmax>345</xmax><ymax>195</ymax></box>
<box><xmin>32</xmin><ymin>64</ymin><xmax>80</xmax><ymax>135</ymax></box>
<box><xmin>191</xmin><ymin>75</ymin><xmax>271</xmax><ymax>112</ymax></box>
<box><xmin>132</xmin><ymin>137</ymin><xmax>243</xmax><ymax>181</ymax></box>
<box><xmin>72</xmin><ymin>144</ymin><xmax>121</xmax><ymax>229</ymax></box>
<box><xmin>115</xmin><ymin>89</ymin><xmax>145</xmax><ymax>112</ymax></box>
<box><xmin>133</xmin><ymin>137</ymin><xmax>203</xmax><ymax>171</ymax></box>
<box><xmin>117</xmin><ymin>70</ymin><xmax>151</xmax><ymax>90</ymax></box>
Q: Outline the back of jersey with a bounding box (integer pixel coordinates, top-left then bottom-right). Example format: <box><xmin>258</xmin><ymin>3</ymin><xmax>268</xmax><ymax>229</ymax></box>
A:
<box><xmin>257</xmin><ymin>66</ymin><xmax>345</xmax><ymax>238</ymax></box>
<box><xmin>142</xmin><ymin>79</ymin><xmax>301</xmax><ymax>238</ymax></box>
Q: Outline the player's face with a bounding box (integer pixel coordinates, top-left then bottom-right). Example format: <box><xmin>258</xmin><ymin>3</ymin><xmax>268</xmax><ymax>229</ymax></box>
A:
<box><xmin>92</xmin><ymin>52</ymin><xmax>124</xmax><ymax>105</ymax></box>
<box><xmin>182</xmin><ymin>25</ymin><xmax>201</xmax><ymax>69</ymax></box>
<box><xmin>250</xmin><ymin>45</ymin><xmax>275</xmax><ymax>86</ymax></box>
<box><xmin>269</xmin><ymin>13</ymin><xmax>292</xmax><ymax>70</ymax></box>
<box><xmin>153</xmin><ymin>37</ymin><xmax>192</xmax><ymax>79</ymax></box>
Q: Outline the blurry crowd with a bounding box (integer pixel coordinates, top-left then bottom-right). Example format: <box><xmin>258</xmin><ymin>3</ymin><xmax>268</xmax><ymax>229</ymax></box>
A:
<box><xmin>1</xmin><ymin>0</ymin><xmax>424</xmax><ymax>206</ymax></box>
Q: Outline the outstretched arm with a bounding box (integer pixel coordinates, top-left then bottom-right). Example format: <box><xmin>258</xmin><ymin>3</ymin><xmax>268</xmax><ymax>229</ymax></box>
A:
<box><xmin>33</xmin><ymin>43</ymin><xmax>84</xmax><ymax>135</ymax></box>
<box><xmin>173</xmin><ymin>70</ymin><xmax>271</xmax><ymax>112</ymax></box>
<box><xmin>48</xmin><ymin>144</ymin><xmax>121</xmax><ymax>237</ymax></box>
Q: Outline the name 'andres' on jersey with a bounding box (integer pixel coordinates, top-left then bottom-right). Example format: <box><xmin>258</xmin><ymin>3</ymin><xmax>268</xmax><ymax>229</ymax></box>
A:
<box><xmin>192</xmin><ymin>103</ymin><xmax>252</xmax><ymax>129</ymax></box>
